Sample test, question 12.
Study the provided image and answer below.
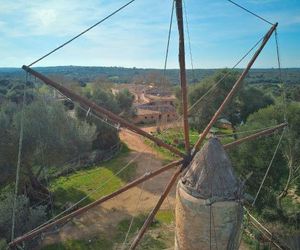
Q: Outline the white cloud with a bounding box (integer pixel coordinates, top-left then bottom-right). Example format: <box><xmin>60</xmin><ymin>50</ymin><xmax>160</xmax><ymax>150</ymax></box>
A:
<box><xmin>0</xmin><ymin>0</ymin><xmax>299</xmax><ymax>68</ymax></box>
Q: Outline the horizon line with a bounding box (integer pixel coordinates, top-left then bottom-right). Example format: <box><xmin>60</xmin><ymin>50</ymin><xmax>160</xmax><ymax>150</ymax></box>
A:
<box><xmin>1</xmin><ymin>65</ymin><xmax>300</xmax><ymax>70</ymax></box>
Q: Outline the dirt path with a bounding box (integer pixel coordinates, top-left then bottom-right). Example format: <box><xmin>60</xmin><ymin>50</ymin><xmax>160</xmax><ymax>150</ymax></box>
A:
<box><xmin>40</xmin><ymin>128</ymin><xmax>250</xmax><ymax>249</ymax></box>
<box><xmin>42</xmin><ymin>128</ymin><xmax>177</xmax><ymax>246</ymax></box>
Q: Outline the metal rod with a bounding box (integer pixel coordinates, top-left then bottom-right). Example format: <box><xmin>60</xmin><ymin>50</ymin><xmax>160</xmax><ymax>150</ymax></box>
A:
<box><xmin>129</xmin><ymin>168</ymin><xmax>181</xmax><ymax>249</ymax></box>
<box><xmin>245</xmin><ymin>209</ymin><xmax>285</xmax><ymax>249</ymax></box>
<box><xmin>192</xmin><ymin>22</ymin><xmax>278</xmax><ymax>156</ymax></box>
<box><xmin>223</xmin><ymin>123</ymin><xmax>287</xmax><ymax>150</ymax></box>
<box><xmin>8</xmin><ymin>160</ymin><xmax>182</xmax><ymax>247</ymax></box>
<box><xmin>22</xmin><ymin>65</ymin><xmax>185</xmax><ymax>158</ymax></box>
<box><xmin>175</xmin><ymin>0</ymin><xmax>190</xmax><ymax>154</ymax></box>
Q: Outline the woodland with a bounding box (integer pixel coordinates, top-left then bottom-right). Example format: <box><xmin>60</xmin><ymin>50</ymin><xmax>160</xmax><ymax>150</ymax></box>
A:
<box><xmin>0</xmin><ymin>68</ymin><xmax>299</xmax><ymax>249</ymax></box>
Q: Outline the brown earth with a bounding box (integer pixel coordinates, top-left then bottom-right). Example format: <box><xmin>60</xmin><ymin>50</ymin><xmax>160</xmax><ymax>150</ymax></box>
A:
<box><xmin>41</xmin><ymin>128</ymin><xmax>177</xmax><ymax>247</ymax></box>
<box><xmin>40</xmin><ymin>127</ymin><xmax>249</xmax><ymax>249</ymax></box>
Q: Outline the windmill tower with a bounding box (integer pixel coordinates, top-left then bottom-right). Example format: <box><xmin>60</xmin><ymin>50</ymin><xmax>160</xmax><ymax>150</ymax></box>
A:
<box><xmin>175</xmin><ymin>138</ymin><xmax>243</xmax><ymax>249</ymax></box>
<box><xmin>8</xmin><ymin>1</ymin><xmax>285</xmax><ymax>249</ymax></box>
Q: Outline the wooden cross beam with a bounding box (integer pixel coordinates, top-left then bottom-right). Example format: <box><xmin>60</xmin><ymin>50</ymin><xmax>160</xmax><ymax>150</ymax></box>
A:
<box><xmin>8</xmin><ymin>160</ymin><xmax>183</xmax><ymax>248</ymax></box>
<box><xmin>22</xmin><ymin>65</ymin><xmax>185</xmax><ymax>158</ymax></box>
<box><xmin>192</xmin><ymin>22</ymin><xmax>278</xmax><ymax>156</ymax></box>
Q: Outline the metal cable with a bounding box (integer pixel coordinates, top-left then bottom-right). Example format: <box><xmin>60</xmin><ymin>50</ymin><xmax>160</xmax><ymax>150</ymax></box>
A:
<box><xmin>155</xmin><ymin>35</ymin><xmax>264</xmax><ymax>144</ymax></box>
<box><xmin>28</xmin><ymin>0</ymin><xmax>136</xmax><ymax>67</ymax></box>
<box><xmin>37</xmin><ymin>94</ymin><xmax>55</xmax><ymax>217</ymax></box>
<box><xmin>227</xmin><ymin>0</ymin><xmax>273</xmax><ymax>25</ymax></box>
<box><xmin>217</xmin><ymin>124</ymin><xmax>281</xmax><ymax>138</ymax></box>
<box><xmin>121</xmin><ymin>180</ymin><xmax>145</xmax><ymax>249</ymax></box>
<box><xmin>252</xmin><ymin>129</ymin><xmax>285</xmax><ymax>206</ymax></box>
<box><xmin>274</xmin><ymin>29</ymin><xmax>287</xmax><ymax>122</ymax></box>
<box><xmin>53</xmin><ymin>88</ymin><xmax>120</xmax><ymax>131</ymax></box>
<box><xmin>163</xmin><ymin>0</ymin><xmax>175</xmax><ymax>81</ymax></box>
<box><xmin>188</xmin><ymin>36</ymin><xmax>264</xmax><ymax>114</ymax></box>
<box><xmin>183</xmin><ymin>0</ymin><xmax>196</xmax><ymax>82</ymax></box>
<box><xmin>11</xmin><ymin>73</ymin><xmax>27</xmax><ymax>241</ymax></box>
<box><xmin>211</xmin><ymin>206</ymin><xmax>219</xmax><ymax>250</ymax></box>
<box><xmin>28</xmin><ymin>151</ymin><xmax>143</xmax><ymax>234</ymax></box>
<box><xmin>209</xmin><ymin>204</ymin><xmax>212</xmax><ymax>250</ymax></box>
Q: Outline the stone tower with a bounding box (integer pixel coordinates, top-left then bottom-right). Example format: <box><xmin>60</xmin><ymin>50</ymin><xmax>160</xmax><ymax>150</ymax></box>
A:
<box><xmin>175</xmin><ymin>138</ymin><xmax>243</xmax><ymax>250</ymax></box>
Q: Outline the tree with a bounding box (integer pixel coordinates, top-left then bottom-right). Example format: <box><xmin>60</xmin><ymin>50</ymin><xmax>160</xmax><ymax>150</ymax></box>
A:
<box><xmin>188</xmin><ymin>69</ymin><xmax>240</xmax><ymax>131</ymax></box>
<box><xmin>0</xmin><ymin>99</ymin><xmax>96</xmax><ymax>201</ymax></box>
<box><xmin>0</xmin><ymin>79</ymin><xmax>36</xmax><ymax>105</ymax></box>
<box><xmin>115</xmin><ymin>88</ymin><xmax>135</xmax><ymax>116</ymax></box>
<box><xmin>230</xmin><ymin>103</ymin><xmax>300</xmax><ymax>213</ymax></box>
<box><xmin>187</xmin><ymin>69</ymin><xmax>274</xmax><ymax>131</ymax></box>
<box><xmin>75</xmin><ymin>87</ymin><xmax>120</xmax><ymax>150</ymax></box>
<box><xmin>275</xmin><ymin>103</ymin><xmax>300</xmax><ymax>210</ymax></box>
<box><xmin>237</xmin><ymin>87</ymin><xmax>274</xmax><ymax>123</ymax></box>
<box><xmin>0</xmin><ymin>191</ymin><xmax>47</xmax><ymax>245</ymax></box>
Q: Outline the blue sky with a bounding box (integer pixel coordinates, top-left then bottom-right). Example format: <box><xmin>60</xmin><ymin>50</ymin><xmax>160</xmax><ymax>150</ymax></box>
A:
<box><xmin>0</xmin><ymin>0</ymin><xmax>299</xmax><ymax>68</ymax></box>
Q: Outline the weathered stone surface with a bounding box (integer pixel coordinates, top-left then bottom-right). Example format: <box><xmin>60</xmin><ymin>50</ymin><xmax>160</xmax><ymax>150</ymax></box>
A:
<box><xmin>175</xmin><ymin>138</ymin><xmax>243</xmax><ymax>250</ymax></box>
<box><xmin>175</xmin><ymin>183</ymin><xmax>243</xmax><ymax>250</ymax></box>
<box><xmin>182</xmin><ymin>138</ymin><xmax>241</xmax><ymax>201</ymax></box>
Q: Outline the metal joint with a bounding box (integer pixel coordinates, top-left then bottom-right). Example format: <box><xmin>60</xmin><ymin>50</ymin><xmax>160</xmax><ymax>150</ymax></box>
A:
<box><xmin>180</xmin><ymin>153</ymin><xmax>192</xmax><ymax>171</ymax></box>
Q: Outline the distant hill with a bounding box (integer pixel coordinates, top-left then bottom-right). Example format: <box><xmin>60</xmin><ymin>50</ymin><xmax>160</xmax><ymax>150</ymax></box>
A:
<box><xmin>0</xmin><ymin>66</ymin><xmax>299</xmax><ymax>85</ymax></box>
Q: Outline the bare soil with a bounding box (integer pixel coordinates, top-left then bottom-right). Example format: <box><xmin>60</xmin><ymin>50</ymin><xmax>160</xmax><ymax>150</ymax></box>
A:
<box><xmin>41</xmin><ymin>128</ymin><xmax>177</xmax><ymax>247</ymax></box>
<box><xmin>40</xmin><ymin>127</ymin><xmax>249</xmax><ymax>249</ymax></box>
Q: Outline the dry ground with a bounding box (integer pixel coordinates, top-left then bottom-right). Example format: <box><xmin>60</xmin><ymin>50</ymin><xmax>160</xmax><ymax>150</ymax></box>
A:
<box><xmin>41</xmin><ymin>127</ymin><xmax>249</xmax><ymax>249</ymax></box>
<box><xmin>41</xmin><ymin>128</ymin><xmax>177</xmax><ymax>247</ymax></box>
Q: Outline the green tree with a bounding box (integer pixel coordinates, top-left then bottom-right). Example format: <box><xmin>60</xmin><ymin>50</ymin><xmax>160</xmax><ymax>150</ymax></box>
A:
<box><xmin>0</xmin><ymin>79</ymin><xmax>35</xmax><ymax>105</ymax></box>
<box><xmin>230</xmin><ymin>103</ymin><xmax>300</xmax><ymax>213</ymax></box>
<box><xmin>115</xmin><ymin>88</ymin><xmax>135</xmax><ymax>116</ymax></box>
<box><xmin>188</xmin><ymin>69</ymin><xmax>240</xmax><ymax>131</ymax></box>
<box><xmin>0</xmin><ymin>99</ymin><xmax>96</xmax><ymax>200</ymax></box>
<box><xmin>237</xmin><ymin>86</ymin><xmax>274</xmax><ymax>123</ymax></box>
<box><xmin>76</xmin><ymin>87</ymin><xmax>120</xmax><ymax>150</ymax></box>
<box><xmin>0</xmin><ymin>191</ymin><xmax>47</xmax><ymax>245</ymax></box>
<box><xmin>188</xmin><ymin>69</ymin><xmax>274</xmax><ymax>131</ymax></box>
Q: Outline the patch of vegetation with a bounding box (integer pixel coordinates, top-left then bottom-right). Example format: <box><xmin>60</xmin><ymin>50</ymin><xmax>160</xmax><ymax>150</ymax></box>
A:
<box><xmin>138</xmin><ymin>234</ymin><xmax>167</xmax><ymax>250</ymax></box>
<box><xmin>243</xmin><ymin>233</ymin><xmax>262</xmax><ymax>250</ymax></box>
<box><xmin>41</xmin><ymin>237</ymin><xmax>113</xmax><ymax>250</ymax></box>
<box><xmin>145</xmin><ymin>127</ymin><xmax>235</xmax><ymax>159</ymax></box>
<box><xmin>156</xmin><ymin>210</ymin><xmax>174</xmax><ymax>225</ymax></box>
<box><xmin>42</xmin><ymin>211</ymin><xmax>174</xmax><ymax>250</ymax></box>
<box><xmin>281</xmin><ymin>196</ymin><xmax>300</xmax><ymax>216</ymax></box>
<box><xmin>50</xmin><ymin>148</ymin><xmax>136</xmax><ymax>210</ymax></box>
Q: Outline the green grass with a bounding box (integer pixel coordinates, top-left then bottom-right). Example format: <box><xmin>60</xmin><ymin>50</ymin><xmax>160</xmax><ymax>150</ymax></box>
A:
<box><xmin>42</xmin><ymin>211</ymin><xmax>174</xmax><ymax>250</ymax></box>
<box><xmin>41</xmin><ymin>237</ymin><xmax>113</xmax><ymax>250</ymax></box>
<box><xmin>145</xmin><ymin>127</ymin><xmax>235</xmax><ymax>158</ymax></box>
<box><xmin>115</xmin><ymin>211</ymin><xmax>174</xmax><ymax>249</ymax></box>
<box><xmin>156</xmin><ymin>210</ymin><xmax>174</xmax><ymax>224</ymax></box>
<box><xmin>50</xmin><ymin>147</ymin><xmax>137</xmax><ymax>209</ymax></box>
<box><xmin>281</xmin><ymin>196</ymin><xmax>300</xmax><ymax>216</ymax></box>
<box><xmin>116</xmin><ymin>210</ymin><xmax>173</xmax><ymax>242</ymax></box>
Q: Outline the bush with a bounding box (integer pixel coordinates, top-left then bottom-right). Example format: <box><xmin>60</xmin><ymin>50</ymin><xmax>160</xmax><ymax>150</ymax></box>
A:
<box><xmin>0</xmin><ymin>191</ymin><xmax>47</xmax><ymax>243</ymax></box>
<box><xmin>261</xmin><ymin>208</ymin><xmax>279</xmax><ymax>221</ymax></box>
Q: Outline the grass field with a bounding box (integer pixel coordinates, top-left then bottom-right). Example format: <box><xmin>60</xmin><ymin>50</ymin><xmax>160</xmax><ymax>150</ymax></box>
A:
<box><xmin>42</xmin><ymin>210</ymin><xmax>174</xmax><ymax>250</ymax></box>
<box><xmin>145</xmin><ymin>127</ymin><xmax>235</xmax><ymax>159</ymax></box>
<box><xmin>50</xmin><ymin>146</ymin><xmax>137</xmax><ymax>209</ymax></box>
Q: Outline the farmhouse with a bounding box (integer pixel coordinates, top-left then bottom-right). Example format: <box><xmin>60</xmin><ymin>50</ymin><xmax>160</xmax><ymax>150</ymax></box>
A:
<box><xmin>132</xmin><ymin>85</ymin><xmax>178</xmax><ymax>124</ymax></box>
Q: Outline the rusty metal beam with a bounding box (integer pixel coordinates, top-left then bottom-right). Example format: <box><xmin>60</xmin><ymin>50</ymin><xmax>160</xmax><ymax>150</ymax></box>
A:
<box><xmin>129</xmin><ymin>168</ymin><xmax>181</xmax><ymax>249</ymax></box>
<box><xmin>175</xmin><ymin>0</ymin><xmax>190</xmax><ymax>154</ymax></box>
<box><xmin>192</xmin><ymin>22</ymin><xmax>278</xmax><ymax>156</ymax></box>
<box><xmin>8</xmin><ymin>160</ymin><xmax>182</xmax><ymax>248</ymax></box>
<box><xmin>22</xmin><ymin>65</ymin><xmax>185</xmax><ymax>158</ymax></box>
<box><xmin>223</xmin><ymin>123</ymin><xmax>287</xmax><ymax>150</ymax></box>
